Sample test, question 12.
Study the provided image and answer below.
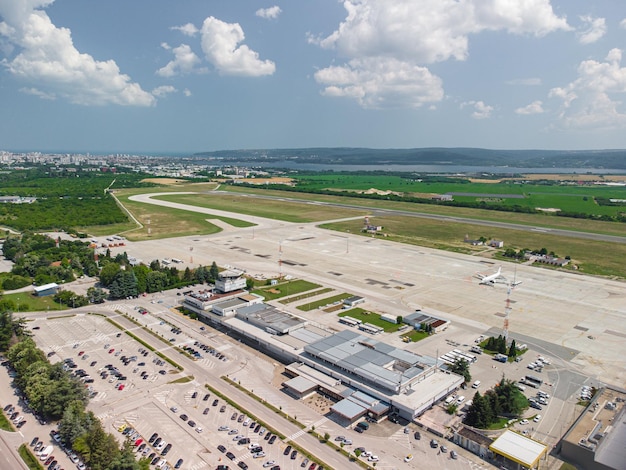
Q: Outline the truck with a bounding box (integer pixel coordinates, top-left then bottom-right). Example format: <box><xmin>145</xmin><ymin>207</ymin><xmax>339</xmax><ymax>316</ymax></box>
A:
<box><xmin>494</xmin><ymin>353</ymin><xmax>508</xmax><ymax>363</ymax></box>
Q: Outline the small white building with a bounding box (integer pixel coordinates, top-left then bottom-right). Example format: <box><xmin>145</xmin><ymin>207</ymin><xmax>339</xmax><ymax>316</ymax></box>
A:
<box><xmin>34</xmin><ymin>283</ymin><xmax>59</xmax><ymax>297</ymax></box>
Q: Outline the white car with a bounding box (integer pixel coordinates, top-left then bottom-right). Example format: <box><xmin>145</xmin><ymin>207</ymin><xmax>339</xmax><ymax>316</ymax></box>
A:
<box><xmin>253</xmin><ymin>451</ymin><xmax>266</xmax><ymax>458</ymax></box>
<box><xmin>263</xmin><ymin>461</ymin><xmax>276</xmax><ymax>468</ymax></box>
<box><xmin>368</xmin><ymin>455</ymin><xmax>379</xmax><ymax>462</ymax></box>
<box><xmin>520</xmin><ymin>419</ymin><xmax>529</xmax><ymax>425</ymax></box>
<box><xmin>456</xmin><ymin>396</ymin><xmax>465</xmax><ymax>404</ymax></box>
<box><xmin>195</xmin><ymin>427</ymin><xmax>203</xmax><ymax>433</ymax></box>
<box><xmin>533</xmin><ymin>415</ymin><xmax>542</xmax><ymax>422</ymax></box>
<box><xmin>248</xmin><ymin>443</ymin><xmax>260</xmax><ymax>450</ymax></box>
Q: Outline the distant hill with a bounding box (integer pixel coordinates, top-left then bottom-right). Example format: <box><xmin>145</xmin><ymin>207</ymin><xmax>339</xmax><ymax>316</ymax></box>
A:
<box><xmin>193</xmin><ymin>147</ymin><xmax>626</xmax><ymax>169</ymax></box>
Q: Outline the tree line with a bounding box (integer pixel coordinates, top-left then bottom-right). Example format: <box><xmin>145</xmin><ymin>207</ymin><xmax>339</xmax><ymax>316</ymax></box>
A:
<box><xmin>1</xmin><ymin>232</ymin><xmax>98</xmax><ymax>289</ymax></box>
<box><xmin>0</xmin><ymin>310</ymin><xmax>147</xmax><ymax>470</ymax></box>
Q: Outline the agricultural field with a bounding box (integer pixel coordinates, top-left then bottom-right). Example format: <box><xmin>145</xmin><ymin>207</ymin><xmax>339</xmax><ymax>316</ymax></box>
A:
<box><xmin>287</xmin><ymin>173</ymin><xmax>626</xmax><ymax>218</ymax></box>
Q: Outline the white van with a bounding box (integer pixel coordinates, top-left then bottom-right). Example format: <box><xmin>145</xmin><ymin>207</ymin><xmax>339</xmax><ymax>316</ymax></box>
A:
<box><xmin>39</xmin><ymin>445</ymin><xmax>53</xmax><ymax>460</ymax></box>
<box><xmin>472</xmin><ymin>380</ymin><xmax>481</xmax><ymax>389</ymax></box>
<box><xmin>444</xmin><ymin>396</ymin><xmax>455</xmax><ymax>405</ymax></box>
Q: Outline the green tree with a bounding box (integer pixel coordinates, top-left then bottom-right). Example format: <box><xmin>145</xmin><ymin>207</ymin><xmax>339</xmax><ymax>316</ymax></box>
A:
<box><xmin>145</xmin><ymin>271</ymin><xmax>168</xmax><ymax>293</ymax></box>
<box><xmin>106</xmin><ymin>441</ymin><xmax>141</xmax><ymax>470</ymax></box>
<box><xmin>87</xmin><ymin>287</ymin><xmax>107</xmax><ymax>304</ymax></box>
<box><xmin>209</xmin><ymin>262</ymin><xmax>219</xmax><ymax>282</ymax></box>
<box><xmin>508</xmin><ymin>339</ymin><xmax>517</xmax><ymax>358</ymax></box>
<box><xmin>449</xmin><ymin>358</ymin><xmax>471</xmax><ymax>383</ymax></box>
<box><xmin>99</xmin><ymin>263</ymin><xmax>121</xmax><ymax>287</ymax></box>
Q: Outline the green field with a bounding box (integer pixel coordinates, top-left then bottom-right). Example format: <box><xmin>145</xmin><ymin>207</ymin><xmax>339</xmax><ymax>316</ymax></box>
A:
<box><xmin>296</xmin><ymin>293</ymin><xmax>352</xmax><ymax>311</ymax></box>
<box><xmin>338</xmin><ymin>308</ymin><xmax>402</xmax><ymax>332</ymax></box>
<box><xmin>154</xmin><ymin>192</ymin><xmax>366</xmax><ymax>223</ymax></box>
<box><xmin>3</xmin><ymin>292</ymin><xmax>62</xmax><ymax>312</ymax></box>
<box><xmin>401</xmin><ymin>330</ymin><xmax>430</xmax><ymax>343</ymax></box>
<box><xmin>0</xmin><ymin>411</ymin><xmax>13</xmax><ymax>431</ymax></box>
<box><xmin>279</xmin><ymin>288</ymin><xmax>333</xmax><ymax>304</ymax></box>
<box><xmin>18</xmin><ymin>444</ymin><xmax>43</xmax><ymax>470</ymax></box>
<box><xmin>252</xmin><ymin>280</ymin><xmax>322</xmax><ymax>300</ymax></box>
<box><xmin>321</xmin><ymin>215</ymin><xmax>626</xmax><ymax>278</ymax></box>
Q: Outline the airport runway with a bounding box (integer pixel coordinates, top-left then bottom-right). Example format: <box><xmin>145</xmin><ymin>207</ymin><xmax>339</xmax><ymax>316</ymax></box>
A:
<box><xmin>135</xmin><ymin>190</ymin><xmax>626</xmax><ymax>244</ymax></box>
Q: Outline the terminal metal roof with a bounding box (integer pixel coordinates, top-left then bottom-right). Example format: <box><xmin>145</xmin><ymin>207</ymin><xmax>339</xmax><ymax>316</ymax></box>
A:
<box><xmin>331</xmin><ymin>398</ymin><xmax>367</xmax><ymax>420</ymax></box>
<box><xmin>34</xmin><ymin>282</ymin><xmax>59</xmax><ymax>292</ymax></box>
<box><xmin>304</xmin><ymin>330</ymin><xmax>432</xmax><ymax>392</ymax></box>
<box><xmin>284</xmin><ymin>376</ymin><xmax>317</xmax><ymax>394</ymax></box>
<box><xmin>489</xmin><ymin>430</ymin><xmax>548</xmax><ymax>468</ymax></box>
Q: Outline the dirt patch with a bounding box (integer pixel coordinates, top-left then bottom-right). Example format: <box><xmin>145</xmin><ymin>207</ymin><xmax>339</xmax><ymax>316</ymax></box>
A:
<box><xmin>266</xmin><ymin>288</ymin><xmax>280</xmax><ymax>294</ymax></box>
<box><xmin>140</xmin><ymin>178</ymin><xmax>188</xmax><ymax>185</ymax></box>
<box><xmin>304</xmin><ymin>392</ymin><xmax>333</xmax><ymax>415</ymax></box>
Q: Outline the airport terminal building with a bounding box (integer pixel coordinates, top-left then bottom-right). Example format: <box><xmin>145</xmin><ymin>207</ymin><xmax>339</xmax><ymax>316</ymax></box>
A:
<box><xmin>193</xmin><ymin>294</ymin><xmax>463</xmax><ymax>422</ymax></box>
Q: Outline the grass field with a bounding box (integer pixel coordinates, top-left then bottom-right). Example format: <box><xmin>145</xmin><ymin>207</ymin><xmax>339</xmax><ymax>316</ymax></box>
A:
<box><xmin>154</xmin><ymin>192</ymin><xmax>366</xmax><ymax>223</ymax></box>
<box><xmin>18</xmin><ymin>444</ymin><xmax>43</xmax><ymax>470</ymax></box>
<box><xmin>338</xmin><ymin>308</ymin><xmax>402</xmax><ymax>332</ymax></box>
<box><xmin>82</xmin><ymin>184</ymin><xmax>254</xmax><ymax>240</ymax></box>
<box><xmin>223</xmin><ymin>185</ymin><xmax>626</xmax><ymax>237</ymax></box>
<box><xmin>401</xmin><ymin>330</ymin><xmax>430</xmax><ymax>343</ymax></box>
<box><xmin>296</xmin><ymin>293</ymin><xmax>352</xmax><ymax>311</ymax></box>
<box><xmin>292</xmin><ymin>174</ymin><xmax>626</xmax><ymax>214</ymax></box>
<box><xmin>279</xmin><ymin>288</ymin><xmax>333</xmax><ymax>304</ymax></box>
<box><xmin>3</xmin><ymin>292</ymin><xmax>61</xmax><ymax>311</ymax></box>
<box><xmin>0</xmin><ymin>412</ymin><xmax>13</xmax><ymax>431</ymax></box>
<box><xmin>252</xmin><ymin>280</ymin><xmax>321</xmax><ymax>300</ymax></box>
<box><xmin>321</xmin><ymin>215</ymin><xmax>626</xmax><ymax>278</ymax></box>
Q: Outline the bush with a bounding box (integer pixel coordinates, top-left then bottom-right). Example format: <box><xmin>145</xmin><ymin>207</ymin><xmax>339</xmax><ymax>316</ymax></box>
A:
<box><xmin>2</xmin><ymin>275</ymin><xmax>32</xmax><ymax>290</ymax></box>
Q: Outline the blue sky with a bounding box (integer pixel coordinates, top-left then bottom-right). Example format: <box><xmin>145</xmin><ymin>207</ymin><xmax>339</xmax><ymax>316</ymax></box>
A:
<box><xmin>1</xmin><ymin>0</ymin><xmax>626</xmax><ymax>153</ymax></box>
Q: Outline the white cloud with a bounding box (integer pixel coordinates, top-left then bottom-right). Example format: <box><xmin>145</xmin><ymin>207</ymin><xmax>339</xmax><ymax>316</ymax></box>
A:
<box><xmin>313</xmin><ymin>0</ymin><xmax>569</xmax><ymax>109</ymax></box>
<box><xmin>316</xmin><ymin>0</ymin><xmax>570</xmax><ymax>63</ymax></box>
<box><xmin>20</xmin><ymin>86</ymin><xmax>55</xmax><ymax>100</ymax></box>
<box><xmin>461</xmin><ymin>100</ymin><xmax>494</xmax><ymax>119</ymax></box>
<box><xmin>314</xmin><ymin>57</ymin><xmax>443</xmax><ymax>109</ymax></box>
<box><xmin>506</xmin><ymin>78</ymin><xmax>542</xmax><ymax>86</ymax></box>
<box><xmin>200</xmin><ymin>16</ymin><xmax>275</xmax><ymax>76</ymax></box>
<box><xmin>171</xmin><ymin>23</ymin><xmax>199</xmax><ymax>37</ymax></box>
<box><xmin>152</xmin><ymin>85</ymin><xmax>177</xmax><ymax>97</ymax></box>
<box><xmin>549</xmin><ymin>49</ymin><xmax>626</xmax><ymax>129</ymax></box>
<box><xmin>620</xmin><ymin>18</ymin><xmax>626</xmax><ymax>30</ymax></box>
<box><xmin>515</xmin><ymin>100</ymin><xmax>545</xmax><ymax>115</ymax></box>
<box><xmin>256</xmin><ymin>6</ymin><xmax>282</xmax><ymax>20</ymax></box>
<box><xmin>577</xmin><ymin>15</ymin><xmax>606</xmax><ymax>45</ymax></box>
<box><xmin>157</xmin><ymin>43</ymin><xmax>202</xmax><ymax>77</ymax></box>
<box><xmin>183</xmin><ymin>88</ymin><xmax>192</xmax><ymax>97</ymax></box>
<box><xmin>0</xmin><ymin>1</ymin><xmax>154</xmax><ymax>106</ymax></box>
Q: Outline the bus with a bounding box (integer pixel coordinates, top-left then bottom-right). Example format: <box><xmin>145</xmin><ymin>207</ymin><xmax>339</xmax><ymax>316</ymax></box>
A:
<box><xmin>524</xmin><ymin>375</ymin><xmax>543</xmax><ymax>388</ymax></box>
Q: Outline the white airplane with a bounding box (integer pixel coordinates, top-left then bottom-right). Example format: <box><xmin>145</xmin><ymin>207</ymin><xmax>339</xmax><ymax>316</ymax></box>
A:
<box><xmin>476</xmin><ymin>267</ymin><xmax>522</xmax><ymax>287</ymax></box>
<box><xmin>477</xmin><ymin>267</ymin><xmax>505</xmax><ymax>285</ymax></box>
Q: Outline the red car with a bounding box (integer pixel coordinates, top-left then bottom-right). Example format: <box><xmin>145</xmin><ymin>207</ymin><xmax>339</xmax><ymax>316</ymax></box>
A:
<box><xmin>118</xmin><ymin>384</ymin><xmax>125</xmax><ymax>391</ymax></box>
<box><xmin>78</xmin><ymin>351</ymin><xmax>85</xmax><ymax>356</ymax></box>
<box><xmin>134</xmin><ymin>438</ymin><xmax>143</xmax><ymax>446</ymax></box>
<box><xmin>108</xmin><ymin>348</ymin><xmax>115</xmax><ymax>354</ymax></box>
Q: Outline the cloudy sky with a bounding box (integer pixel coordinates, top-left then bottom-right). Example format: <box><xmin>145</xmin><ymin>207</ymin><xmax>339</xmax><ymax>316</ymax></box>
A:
<box><xmin>1</xmin><ymin>0</ymin><xmax>626</xmax><ymax>153</ymax></box>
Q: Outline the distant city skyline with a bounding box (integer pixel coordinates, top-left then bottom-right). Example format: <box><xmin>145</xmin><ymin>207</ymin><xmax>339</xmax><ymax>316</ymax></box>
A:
<box><xmin>1</xmin><ymin>0</ymin><xmax>626</xmax><ymax>153</ymax></box>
